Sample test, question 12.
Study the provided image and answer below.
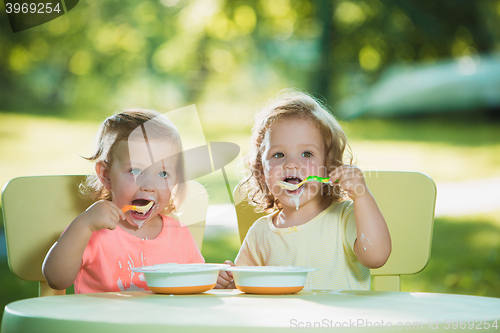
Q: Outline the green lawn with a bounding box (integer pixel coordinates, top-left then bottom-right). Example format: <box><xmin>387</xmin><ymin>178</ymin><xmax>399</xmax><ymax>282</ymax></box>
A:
<box><xmin>402</xmin><ymin>212</ymin><xmax>500</xmax><ymax>297</ymax></box>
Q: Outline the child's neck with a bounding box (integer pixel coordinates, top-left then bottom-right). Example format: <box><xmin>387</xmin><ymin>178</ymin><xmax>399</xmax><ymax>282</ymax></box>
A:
<box><xmin>118</xmin><ymin>215</ymin><xmax>163</xmax><ymax>240</ymax></box>
<box><xmin>274</xmin><ymin>197</ymin><xmax>331</xmax><ymax>228</ymax></box>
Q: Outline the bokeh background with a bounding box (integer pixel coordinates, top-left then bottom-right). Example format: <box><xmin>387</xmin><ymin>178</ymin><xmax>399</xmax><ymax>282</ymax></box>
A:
<box><xmin>1</xmin><ymin>0</ymin><xmax>500</xmax><ymax>318</ymax></box>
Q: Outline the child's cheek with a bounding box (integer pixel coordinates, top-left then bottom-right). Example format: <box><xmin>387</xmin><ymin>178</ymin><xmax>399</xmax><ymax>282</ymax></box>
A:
<box><xmin>310</xmin><ymin>160</ymin><xmax>327</xmax><ymax>177</ymax></box>
<box><xmin>167</xmin><ymin>177</ymin><xmax>176</xmax><ymax>188</ymax></box>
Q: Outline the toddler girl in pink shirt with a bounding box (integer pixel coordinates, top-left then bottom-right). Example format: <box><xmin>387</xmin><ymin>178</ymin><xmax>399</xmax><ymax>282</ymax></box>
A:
<box><xmin>43</xmin><ymin>109</ymin><xmax>204</xmax><ymax>293</ymax></box>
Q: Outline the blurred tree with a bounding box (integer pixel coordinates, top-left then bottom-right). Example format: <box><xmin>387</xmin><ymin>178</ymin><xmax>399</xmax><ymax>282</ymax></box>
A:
<box><xmin>310</xmin><ymin>0</ymin><xmax>334</xmax><ymax>101</ymax></box>
<box><xmin>0</xmin><ymin>0</ymin><xmax>499</xmax><ymax>118</ymax></box>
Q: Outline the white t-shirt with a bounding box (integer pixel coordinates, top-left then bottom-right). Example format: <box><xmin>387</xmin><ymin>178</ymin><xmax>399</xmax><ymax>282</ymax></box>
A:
<box><xmin>235</xmin><ymin>200</ymin><xmax>370</xmax><ymax>290</ymax></box>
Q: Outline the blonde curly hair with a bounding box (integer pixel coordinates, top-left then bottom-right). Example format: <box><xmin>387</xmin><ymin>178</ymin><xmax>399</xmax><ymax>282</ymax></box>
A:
<box><xmin>80</xmin><ymin>109</ymin><xmax>186</xmax><ymax>214</ymax></box>
<box><xmin>241</xmin><ymin>90</ymin><xmax>352</xmax><ymax>213</ymax></box>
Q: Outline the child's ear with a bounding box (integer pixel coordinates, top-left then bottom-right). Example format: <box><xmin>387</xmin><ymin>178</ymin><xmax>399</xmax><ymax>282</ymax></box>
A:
<box><xmin>96</xmin><ymin>161</ymin><xmax>112</xmax><ymax>190</ymax></box>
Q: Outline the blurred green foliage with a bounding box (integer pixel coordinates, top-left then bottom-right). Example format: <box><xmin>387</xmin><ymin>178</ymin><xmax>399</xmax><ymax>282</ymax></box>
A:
<box><xmin>201</xmin><ymin>230</ymin><xmax>241</xmax><ymax>263</ymax></box>
<box><xmin>1</xmin><ymin>0</ymin><xmax>500</xmax><ymax>118</ymax></box>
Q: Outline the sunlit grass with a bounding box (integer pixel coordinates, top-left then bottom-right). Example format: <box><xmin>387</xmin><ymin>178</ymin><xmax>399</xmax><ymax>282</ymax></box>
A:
<box><xmin>0</xmin><ymin>113</ymin><xmax>98</xmax><ymax>192</ymax></box>
<box><xmin>350</xmin><ymin>140</ymin><xmax>500</xmax><ymax>182</ymax></box>
<box><xmin>402</xmin><ymin>211</ymin><xmax>500</xmax><ymax>297</ymax></box>
<box><xmin>343</xmin><ymin>117</ymin><xmax>500</xmax><ymax>182</ymax></box>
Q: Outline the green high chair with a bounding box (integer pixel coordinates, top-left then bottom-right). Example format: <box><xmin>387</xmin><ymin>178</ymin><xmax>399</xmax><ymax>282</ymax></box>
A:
<box><xmin>233</xmin><ymin>171</ymin><xmax>437</xmax><ymax>291</ymax></box>
<box><xmin>1</xmin><ymin>175</ymin><xmax>207</xmax><ymax>297</ymax></box>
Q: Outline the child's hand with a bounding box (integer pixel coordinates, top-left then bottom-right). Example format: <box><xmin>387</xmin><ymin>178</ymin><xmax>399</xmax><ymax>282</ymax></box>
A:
<box><xmin>78</xmin><ymin>200</ymin><xmax>126</xmax><ymax>232</ymax></box>
<box><xmin>215</xmin><ymin>260</ymin><xmax>236</xmax><ymax>289</ymax></box>
<box><xmin>329</xmin><ymin>165</ymin><xmax>368</xmax><ymax>200</ymax></box>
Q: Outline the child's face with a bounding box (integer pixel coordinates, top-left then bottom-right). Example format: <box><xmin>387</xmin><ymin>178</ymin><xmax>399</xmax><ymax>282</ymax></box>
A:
<box><xmin>104</xmin><ymin>139</ymin><xmax>179</xmax><ymax>228</ymax></box>
<box><xmin>261</xmin><ymin>117</ymin><xmax>327</xmax><ymax>210</ymax></box>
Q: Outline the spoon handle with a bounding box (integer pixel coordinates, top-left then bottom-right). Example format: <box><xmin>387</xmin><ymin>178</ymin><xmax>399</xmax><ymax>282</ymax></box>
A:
<box><xmin>122</xmin><ymin>205</ymin><xmax>136</xmax><ymax>213</ymax></box>
<box><xmin>306</xmin><ymin>176</ymin><xmax>339</xmax><ymax>183</ymax></box>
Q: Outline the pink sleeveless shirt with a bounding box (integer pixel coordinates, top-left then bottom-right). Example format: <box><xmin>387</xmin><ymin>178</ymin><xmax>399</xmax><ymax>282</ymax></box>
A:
<box><xmin>74</xmin><ymin>214</ymin><xmax>204</xmax><ymax>293</ymax></box>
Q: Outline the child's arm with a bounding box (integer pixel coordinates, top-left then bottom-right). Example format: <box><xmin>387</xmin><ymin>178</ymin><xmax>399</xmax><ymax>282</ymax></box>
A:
<box><xmin>42</xmin><ymin>200</ymin><xmax>126</xmax><ymax>290</ymax></box>
<box><xmin>330</xmin><ymin>166</ymin><xmax>391</xmax><ymax>269</ymax></box>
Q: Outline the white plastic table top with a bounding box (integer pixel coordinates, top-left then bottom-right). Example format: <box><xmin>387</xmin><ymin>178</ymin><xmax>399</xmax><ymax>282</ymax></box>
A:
<box><xmin>2</xmin><ymin>289</ymin><xmax>500</xmax><ymax>332</ymax></box>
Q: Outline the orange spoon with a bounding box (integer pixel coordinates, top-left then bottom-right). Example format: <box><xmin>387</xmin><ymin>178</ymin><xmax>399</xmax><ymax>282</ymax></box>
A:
<box><xmin>122</xmin><ymin>201</ymin><xmax>154</xmax><ymax>213</ymax></box>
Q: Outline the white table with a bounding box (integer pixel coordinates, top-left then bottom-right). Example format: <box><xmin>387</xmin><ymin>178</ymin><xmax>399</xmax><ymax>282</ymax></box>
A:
<box><xmin>2</xmin><ymin>289</ymin><xmax>499</xmax><ymax>332</ymax></box>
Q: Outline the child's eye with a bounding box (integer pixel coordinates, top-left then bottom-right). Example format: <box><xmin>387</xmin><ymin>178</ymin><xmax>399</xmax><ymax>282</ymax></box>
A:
<box><xmin>130</xmin><ymin>168</ymin><xmax>141</xmax><ymax>175</ymax></box>
<box><xmin>302</xmin><ymin>151</ymin><xmax>313</xmax><ymax>157</ymax></box>
<box><xmin>158</xmin><ymin>171</ymin><xmax>169</xmax><ymax>179</ymax></box>
<box><xmin>272</xmin><ymin>152</ymin><xmax>284</xmax><ymax>158</ymax></box>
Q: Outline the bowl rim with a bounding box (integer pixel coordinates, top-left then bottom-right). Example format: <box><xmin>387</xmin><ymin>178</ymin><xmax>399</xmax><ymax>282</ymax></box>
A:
<box><xmin>132</xmin><ymin>263</ymin><xmax>231</xmax><ymax>274</ymax></box>
<box><xmin>226</xmin><ymin>265</ymin><xmax>318</xmax><ymax>273</ymax></box>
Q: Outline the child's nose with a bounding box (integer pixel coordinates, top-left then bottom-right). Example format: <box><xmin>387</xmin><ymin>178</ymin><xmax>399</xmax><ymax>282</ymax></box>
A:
<box><xmin>284</xmin><ymin>157</ymin><xmax>300</xmax><ymax>169</ymax></box>
<box><xmin>136</xmin><ymin>175</ymin><xmax>156</xmax><ymax>191</ymax></box>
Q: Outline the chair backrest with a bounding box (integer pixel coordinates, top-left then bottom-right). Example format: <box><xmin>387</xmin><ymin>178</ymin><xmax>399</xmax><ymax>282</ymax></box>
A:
<box><xmin>1</xmin><ymin>175</ymin><xmax>207</xmax><ymax>297</ymax></box>
<box><xmin>233</xmin><ymin>171</ymin><xmax>437</xmax><ymax>291</ymax></box>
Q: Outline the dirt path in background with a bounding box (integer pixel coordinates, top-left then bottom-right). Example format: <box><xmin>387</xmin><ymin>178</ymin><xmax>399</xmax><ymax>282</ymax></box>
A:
<box><xmin>435</xmin><ymin>177</ymin><xmax>500</xmax><ymax>217</ymax></box>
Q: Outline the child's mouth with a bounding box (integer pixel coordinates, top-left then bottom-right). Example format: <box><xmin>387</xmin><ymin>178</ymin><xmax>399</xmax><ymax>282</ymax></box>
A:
<box><xmin>283</xmin><ymin>176</ymin><xmax>303</xmax><ymax>194</ymax></box>
<box><xmin>130</xmin><ymin>199</ymin><xmax>155</xmax><ymax>220</ymax></box>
